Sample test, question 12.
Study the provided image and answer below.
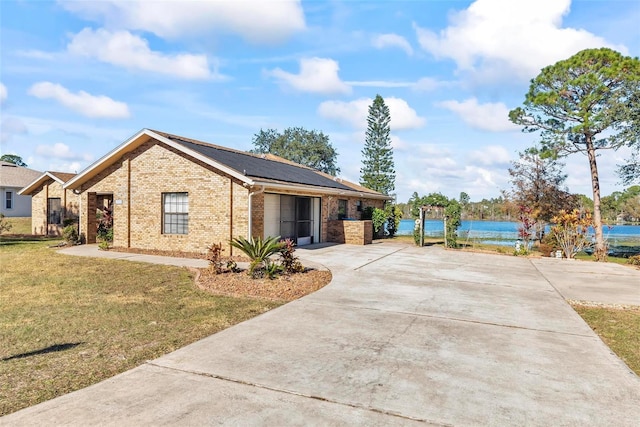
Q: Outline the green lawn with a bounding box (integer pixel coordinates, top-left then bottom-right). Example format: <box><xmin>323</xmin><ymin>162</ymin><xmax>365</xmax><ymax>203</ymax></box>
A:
<box><xmin>571</xmin><ymin>304</ymin><xmax>640</xmax><ymax>375</ymax></box>
<box><xmin>0</xmin><ymin>240</ymin><xmax>281</xmax><ymax>416</ymax></box>
<box><xmin>1</xmin><ymin>217</ymin><xmax>31</xmax><ymax>235</ymax></box>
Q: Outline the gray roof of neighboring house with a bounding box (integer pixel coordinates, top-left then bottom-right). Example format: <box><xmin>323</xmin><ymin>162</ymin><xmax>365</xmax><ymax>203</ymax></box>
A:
<box><xmin>158</xmin><ymin>132</ymin><xmax>358</xmax><ymax>192</ymax></box>
<box><xmin>0</xmin><ymin>161</ymin><xmax>42</xmax><ymax>188</ymax></box>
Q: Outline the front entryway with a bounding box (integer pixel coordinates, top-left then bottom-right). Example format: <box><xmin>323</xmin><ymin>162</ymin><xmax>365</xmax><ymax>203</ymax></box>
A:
<box><xmin>86</xmin><ymin>192</ymin><xmax>113</xmax><ymax>244</ymax></box>
<box><xmin>264</xmin><ymin>194</ymin><xmax>320</xmax><ymax>245</ymax></box>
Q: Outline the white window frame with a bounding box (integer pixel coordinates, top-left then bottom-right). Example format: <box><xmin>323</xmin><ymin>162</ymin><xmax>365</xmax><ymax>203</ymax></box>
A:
<box><xmin>162</xmin><ymin>192</ymin><xmax>188</xmax><ymax>235</ymax></box>
<box><xmin>5</xmin><ymin>191</ymin><xmax>13</xmax><ymax>210</ymax></box>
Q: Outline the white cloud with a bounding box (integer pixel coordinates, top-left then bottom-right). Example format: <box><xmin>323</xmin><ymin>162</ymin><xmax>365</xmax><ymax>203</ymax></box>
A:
<box><xmin>438</xmin><ymin>98</ymin><xmax>518</xmax><ymax>132</ymax></box>
<box><xmin>414</xmin><ymin>0</ymin><xmax>627</xmax><ymax>81</ymax></box>
<box><xmin>59</xmin><ymin>0</ymin><xmax>305</xmax><ymax>44</ymax></box>
<box><xmin>390</xmin><ymin>135</ymin><xmax>410</xmax><ymax>151</ymax></box>
<box><xmin>412</xmin><ymin>77</ymin><xmax>441</xmax><ymax>92</ymax></box>
<box><xmin>372</xmin><ymin>33</ymin><xmax>413</xmax><ymax>56</ymax></box>
<box><xmin>35</xmin><ymin>142</ymin><xmax>93</xmax><ymax>162</ymax></box>
<box><xmin>1</xmin><ymin>117</ymin><xmax>27</xmax><ymax>143</ymax></box>
<box><xmin>68</xmin><ymin>28</ymin><xmax>218</xmax><ymax>80</ymax></box>
<box><xmin>49</xmin><ymin>161</ymin><xmax>83</xmax><ymax>174</ymax></box>
<box><xmin>468</xmin><ymin>145</ymin><xmax>512</xmax><ymax>166</ymax></box>
<box><xmin>16</xmin><ymin>50</ymin><xmax>56</xmax><ymax>60</ymax></box>
<box><xmin>267</xmin><ymin>57</ymin><xmax>351</xmax><ymax>95</ymax></box>
<box><xmin>318</xmin><ymin>97</ymin><xmax>425</xmax><ymax>130</ymax></box>
<box><xmin>0</xmin><ymin>83</ymin><xmax>6</xmax><ymax>104</ymax></box>
<box><xmin>28</xmin><ymin>82</ymin><xmax>130</xmax><ymax>119</ymax></box>
<box><xmin>347</xmin><ymin>81</ymin><xmax>413</xmax><ymax>88</ymax></box>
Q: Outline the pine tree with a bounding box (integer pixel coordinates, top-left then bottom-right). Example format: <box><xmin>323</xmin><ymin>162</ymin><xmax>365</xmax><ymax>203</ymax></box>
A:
<box><xmin>360</xmin><ymin>94</ymin><xmax>395</xmax><ymax>195</ymax></box>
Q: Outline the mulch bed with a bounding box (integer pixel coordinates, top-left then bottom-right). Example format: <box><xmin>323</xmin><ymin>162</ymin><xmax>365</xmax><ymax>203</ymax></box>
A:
<box><xmin>195</xmin><ymin>268</ymin><xmax>332</xmax><ymax>302</ymax></box>
<box><xmin>110</xmin><ymin>246</ymin><xmax>331</xmax><ymax>301</ymax></box>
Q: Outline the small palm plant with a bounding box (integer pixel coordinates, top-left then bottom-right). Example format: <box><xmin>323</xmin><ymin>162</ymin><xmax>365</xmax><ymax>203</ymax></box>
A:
<box><xmin>230</xmin><ymin>235</ymin><xmax>284</xmax><ymax>277</ymax></box>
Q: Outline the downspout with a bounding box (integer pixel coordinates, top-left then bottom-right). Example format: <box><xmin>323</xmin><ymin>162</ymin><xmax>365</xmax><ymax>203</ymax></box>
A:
<box><xmin>73</xmin><ymin>187</ymin><xmax>82</xmax><ymax>243</ymax></box>
<box><xmin>247</xmin><ymin>184</ymin><xmax>265</xmax><ymax>239</ymax></box>
<box><xmin>229</xmin><ymin>179</ymin><xmax>233</xmax><ymax>250</ymax></box>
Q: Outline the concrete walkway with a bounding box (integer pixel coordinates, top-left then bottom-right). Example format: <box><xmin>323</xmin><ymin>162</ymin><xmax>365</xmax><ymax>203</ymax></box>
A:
<box><xmin>3</xmin><ymin>243</ymin><xmax>640</xmax><ymax>425</ymax></box>
<box><xmin>58</xmin><ymin>244</ymin><xmax>210</xmax><ymax>268</ymax></box>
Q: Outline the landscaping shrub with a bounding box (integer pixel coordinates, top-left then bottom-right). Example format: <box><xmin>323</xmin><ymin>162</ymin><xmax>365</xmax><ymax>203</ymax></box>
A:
<box><xmin>444</xmin><ymin>201</ymin><xmax>461</xmax><ymax>248</ymax></box>
<box><xmin>62</xmin><ymin>225</ymin><xmax>79</xmax><ymax>245</ymax></box>
<box><xmin>279</xmin><ymin>238</ymin><xmax>304</xmax><ymax>274</ymax></box>
<box><xmin>206</xmin><ymin>242</ymin><xmax>225</xmax><ymax>274</ymax></box>
<box><xmin>385</xmin><ymin>204</ymin><xmax>403</xmax><ymax>238</ymax></box>
<box><xmin>230</xmin><ymin>235</ymin><xmax>283</xmax><ymax>278</ymax></box>
<box><xmin>372</xmin><ymin>208</ymin><xmax>386</xmax><ymax>235</ymax></box>
<box><xmin>0</xmin><ymin>214</ymin><xmax>12</xmax><ymax>234</ymax></box>
<box><xmin>551</xmin><ymin>209</ymin><xmax>594</xmax><ymax>259</ymax></box>
<box><xmin>628</xmin><ymin>255</ymin><xmax>640</xmax><ymax>266</ymax></box>
<box><xmin>539</xmin><ymin>232</ymin><xmax>560</xmax><ymax>257</ymax></box>
<box><xmin>413</xmin><ymin>226</ymin><xmax>421</xmax><ymax>246</ymax></box>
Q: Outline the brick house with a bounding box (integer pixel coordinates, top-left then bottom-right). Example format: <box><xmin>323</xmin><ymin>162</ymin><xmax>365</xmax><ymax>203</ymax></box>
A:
<box><xmin>63</xmin><ymin>129</ymin><xmax>390</xmax><ymax>253</ymax></box>
<box><xmin>19</xmin><ymin>171</ymin><xmax>79</xmax><ymax>235</ymax></box>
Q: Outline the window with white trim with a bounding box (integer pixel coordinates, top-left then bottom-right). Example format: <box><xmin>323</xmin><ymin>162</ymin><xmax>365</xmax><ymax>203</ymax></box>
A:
<box><xmin>5</xmin><ymin>191</ymin><xmax>13</xmax><ymax>210</ymax></box>
<box><xmin>162</xmin><ymin>192</ymin><xmax>188</xmax><ymax>234</ymax></box>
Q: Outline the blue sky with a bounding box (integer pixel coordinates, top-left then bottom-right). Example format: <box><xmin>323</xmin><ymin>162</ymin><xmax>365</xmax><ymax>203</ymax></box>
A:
<box><xmin>1</xmin><ymin>0</ymin><xmax>638</xmax><ymax>203</ymax></box>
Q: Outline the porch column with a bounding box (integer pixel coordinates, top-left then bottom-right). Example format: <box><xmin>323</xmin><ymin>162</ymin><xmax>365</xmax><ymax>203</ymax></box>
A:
<box><xmin>84</xmin><ymin>192</ymin><xmax>97</xmax><ymax>243</ymax></box>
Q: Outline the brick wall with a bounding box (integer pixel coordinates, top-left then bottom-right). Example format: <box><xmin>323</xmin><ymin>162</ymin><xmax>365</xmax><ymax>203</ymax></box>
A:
<box><xmin>327</xmin><ymin>220</ymin><xmax>373</xmax><ymax>245</ymax></box>
<box><xmin>78</xmin><ymin>138</ymin><xmax>250</xmax><ymax>254</ymax></box>
<box><xmin>30</xmin><ymin>179</ymin><xmax>80</xmax><ymax>236</ymax></box>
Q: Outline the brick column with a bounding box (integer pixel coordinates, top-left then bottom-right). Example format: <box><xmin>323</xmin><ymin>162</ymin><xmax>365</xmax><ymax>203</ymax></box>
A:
<box><xmin>85</xmin><ymin>192</ymin><xmax>97</xmax><ymax>243</ymax></box>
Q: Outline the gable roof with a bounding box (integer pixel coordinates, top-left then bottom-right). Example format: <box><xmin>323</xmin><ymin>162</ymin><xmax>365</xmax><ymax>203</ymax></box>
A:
<box><xmin>65</xmin><ymin>129</ymin><xmax>390</xmax><ymax>200</ymax></box>
<box><xmin>154</xmin><ymin>131</ymin><xmax>359</xmax><ymax>192</ymax></box>
<box><xmin>0</xmin><ymin>161</ymin><xmax>42</xmax><ymax>188</ymax></box>
<box><xmin>19</xmin><ymin>171</ymin><xmax>78</xmax><ymax>195</ymax></box>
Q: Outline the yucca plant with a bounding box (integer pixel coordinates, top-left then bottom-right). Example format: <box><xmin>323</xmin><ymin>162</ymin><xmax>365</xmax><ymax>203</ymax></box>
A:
<box><xmin>230</xmin><ymin>235</ymin><xmax>284</xmax><ymax>277</ymax></box>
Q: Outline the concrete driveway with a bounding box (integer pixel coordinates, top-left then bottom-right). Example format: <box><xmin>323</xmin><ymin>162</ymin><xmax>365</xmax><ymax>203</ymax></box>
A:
<box><xmin>3</xmin><ymin>243</ymin><xmax>640</xmax><ymax>426</ymax></box>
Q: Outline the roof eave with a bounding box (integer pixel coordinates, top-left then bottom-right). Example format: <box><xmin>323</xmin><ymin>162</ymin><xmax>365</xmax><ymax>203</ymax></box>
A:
<box><xmin>18</xmin><ymin>172</ymin><xmax>65</xmax><ymax>195</ymax></box>
<box><xmin>252</xmin><ymin>180</ymin><xmax>392</xmax><ymax>200</ymax></box>
<box><xmin>64</xmin><ymin>129</ymin><xmax>255</xmax><ymax>191</ymax></box>
<box><xmin>64</xmin><ymin>129</ymin><xmax>152</xmax><ymax>190</ymax></box>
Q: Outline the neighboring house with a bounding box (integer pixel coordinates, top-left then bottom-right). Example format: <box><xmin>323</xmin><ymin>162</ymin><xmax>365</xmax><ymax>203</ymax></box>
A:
<box><xmin>19</xmin><ymin>171</ymin><xmax>79</xmax><ymax>235</ymax></box>
<box><xmin>63</xmin><ymin>129</ymin><xmax>390</xmax><ymax>253</ymax></box>
<box><xmin>0</xmin><ymin>161</ymin><xmax>42</xmax><ymax>217</ymax></box>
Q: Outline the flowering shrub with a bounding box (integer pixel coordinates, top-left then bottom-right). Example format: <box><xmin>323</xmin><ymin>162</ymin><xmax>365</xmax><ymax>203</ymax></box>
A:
<box><xmin>516</xmin><ymin>205</ymin><xmax>535</xmax><ymax>254</ymax></box>
<box><xmin>550</xmin><ymin>209</ymin><xmax>593</xmax><ymax>259</ymax></box>
<box><xmin>279</xmin><ymin>238</ymin><xmax>304</xmax><ymax>274</ymax></box>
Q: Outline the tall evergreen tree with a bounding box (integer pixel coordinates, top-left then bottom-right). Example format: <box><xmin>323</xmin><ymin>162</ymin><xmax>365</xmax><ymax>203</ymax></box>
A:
<box><xmin>509</xmin><ymin>48</ymin><xmax>640</xmax><ymax>260</ymax></box>
<box><xmin>360</xmin><ymin>94</ymin><xmax>395</xmax><ymax>195</ymax></box>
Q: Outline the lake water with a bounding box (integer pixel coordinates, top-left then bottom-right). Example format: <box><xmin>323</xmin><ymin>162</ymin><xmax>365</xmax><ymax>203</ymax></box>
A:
<box><xmin>397</xmin><ymin>219</ymin><xmax>640</xmax><ymax>246</ymax></box>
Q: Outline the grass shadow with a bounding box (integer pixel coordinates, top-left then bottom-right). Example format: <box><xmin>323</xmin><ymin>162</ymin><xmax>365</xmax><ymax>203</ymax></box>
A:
<box><xmin>2</xmin><ymin>343</ymin><xmax>84</xmax><ymax>361</ymax></box>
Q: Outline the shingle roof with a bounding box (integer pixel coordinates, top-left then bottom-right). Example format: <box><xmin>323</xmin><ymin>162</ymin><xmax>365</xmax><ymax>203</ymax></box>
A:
<box><xmin>48</xmin><ymin>171</ymin><xmax>76</xmax><ymax>183</ymax></box>
<box><xmin>154</xmin><ymin>131</ymin><xmax>359</xmax><ymax>192</ymax></box>
<box><xmin>18</xmin><ymin>171</ymin><xmax>78</xmax><ymax>195</ymax></box>
<box><xmin>0</xmin><ymin>162</ymin><xmax>42</xmax><ymax>187</ymax></box>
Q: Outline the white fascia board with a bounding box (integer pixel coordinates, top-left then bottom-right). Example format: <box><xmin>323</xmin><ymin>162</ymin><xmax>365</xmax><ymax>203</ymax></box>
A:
<box><xmin>18</xmin><ymin>172</ymin><xmax>65</xmax><ymax>195</ymax></box>
<box><xmin>63</xmin><ymin>129</ymin><xmax>255</xmax><ymax>191</ymax></box>
<box><xmin>64</xmin><ymin>128</ymin><xmax>151</xmax><ymax>190</ymax></box>
<box><xmin>145</xmin><ymin>130</ymin><xmax>254</xmax><ymax>186</ymax></box>
<box><xmin>253</xmin><ymin>180</ymin><xmax>392</xmax><ymax>200</ymax></box>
